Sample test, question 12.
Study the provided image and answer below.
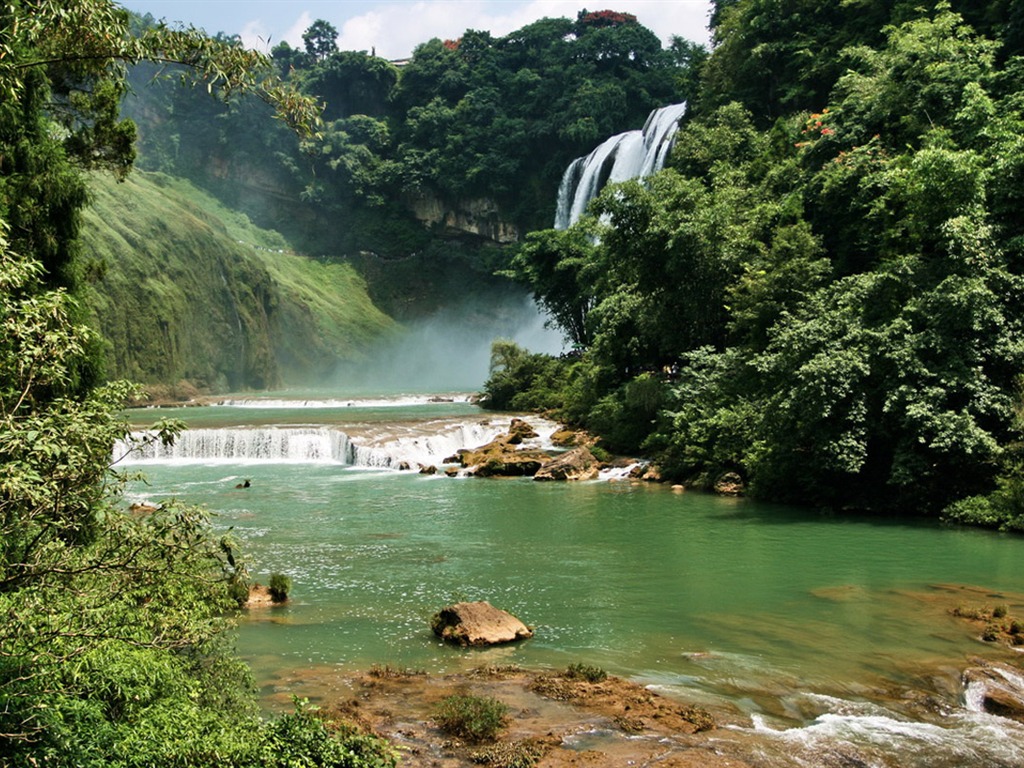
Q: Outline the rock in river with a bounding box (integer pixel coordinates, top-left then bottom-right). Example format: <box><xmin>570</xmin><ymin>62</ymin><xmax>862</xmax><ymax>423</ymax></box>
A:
<box><xmin>431</xmin><ymin>600</ymin><xmax>534</xmax><ymax>646</ymax></box>
<box><xmin>534</xmin><ymin>445</ymin><xmax>601</xmax><ymax>482</ymax></box>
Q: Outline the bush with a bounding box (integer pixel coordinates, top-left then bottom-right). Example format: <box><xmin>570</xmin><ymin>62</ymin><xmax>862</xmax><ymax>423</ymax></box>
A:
<box><xmin>269</xmin><ymin>572</ymin><xmax>292</xmax><ymax>603</ymax></box>
<box><xmin>257</xmin><ymin>700</ymin><xmax>397</xmax><ymax>768</ymax></box>
<box><xmin>564</xmin><ymin>663</ymin><xmax>607</xmax><ymax>682</ymax></box>
<box><xmin>433</xmin><ymin>694</ymin><xmax>508</xmax><ymax>742</ymax></box>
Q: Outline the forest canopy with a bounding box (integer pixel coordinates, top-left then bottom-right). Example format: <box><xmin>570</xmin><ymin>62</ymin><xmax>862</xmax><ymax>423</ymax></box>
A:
<box><xmin>495</xmin><ymin>1</ymin><xmax>1024</xmax><ymax>530</ymax></box>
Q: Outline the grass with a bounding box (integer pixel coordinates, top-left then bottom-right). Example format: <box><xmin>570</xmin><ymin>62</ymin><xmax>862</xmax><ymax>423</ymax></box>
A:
<box><xmin>433</xmin><ymin>695</ymin><xmax>508</xmax><ymax>743</ymax></box>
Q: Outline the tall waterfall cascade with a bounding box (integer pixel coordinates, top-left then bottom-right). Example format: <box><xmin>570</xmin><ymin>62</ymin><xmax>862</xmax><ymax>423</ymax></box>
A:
<box><xmin>554</xmin><ymin>102</ymin><xmax>687</xmax><ymax>230</ymax></box>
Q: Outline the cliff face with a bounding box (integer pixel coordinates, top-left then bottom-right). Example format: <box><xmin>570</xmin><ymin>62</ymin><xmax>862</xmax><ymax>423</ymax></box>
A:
<box><xmin>80</xmin><ymin>172</ymin><xmax>395</xmax><ymax>393</ymax></box>
<box><xmin>405</xmin><ymin>192</ymin><xmax>520</xmax><ymax>244</ymax></box>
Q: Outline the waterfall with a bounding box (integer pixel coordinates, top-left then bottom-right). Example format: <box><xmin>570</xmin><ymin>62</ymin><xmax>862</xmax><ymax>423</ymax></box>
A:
<box><xmin>554</xmin><ymin>102</ymin><xmax>687</xmax><ymax>229</ymax></box>
<box><xmin>115</xmin><ymin>427</ymin><xmax>356</xmax><ymax>465</ymax></box>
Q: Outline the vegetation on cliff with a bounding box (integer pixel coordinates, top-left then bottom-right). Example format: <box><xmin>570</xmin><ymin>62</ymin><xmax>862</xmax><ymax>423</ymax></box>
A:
<box><xmin>493</xmin><ymin>2</ymin><xmax>1024</xmax><ymax>529</ymax></box>
<box><xmin>81</xmin><ymin>171</ymin><xmax>394</xmax><ymax>391</ymax></box>
<box><xmin>124</xmin><ymin>9</ymin><xmax>697</xmax><ymax>255</ymax></box>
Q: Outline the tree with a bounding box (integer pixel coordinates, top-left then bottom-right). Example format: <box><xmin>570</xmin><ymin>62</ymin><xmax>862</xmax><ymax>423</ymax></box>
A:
<box><xmin>302</xmin><ymin>19</ymin><xmax>339</xmax><ymax>62</ymax></box>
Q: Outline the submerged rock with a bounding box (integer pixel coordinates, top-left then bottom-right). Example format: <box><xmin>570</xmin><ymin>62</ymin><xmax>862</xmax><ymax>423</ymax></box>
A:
<box><xmin>431</xmin><ymin>600</ymin><xmax>534</xmax><ymax>646</ymax></box>
<box><xmin>534</xmin><ymin>446</ymin><xmax>601</xmax><ymax>482</ymax></box>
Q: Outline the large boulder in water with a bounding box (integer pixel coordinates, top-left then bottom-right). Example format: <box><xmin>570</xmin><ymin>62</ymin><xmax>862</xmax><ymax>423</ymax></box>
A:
<box><xmin>431</xmin><ymin>601</ymin><xmax>534</xmax><ymax>646</ymax></box>
<box><xmin>534</xmin><ymin>446</ymin><xmax>601</xmax><ymax>482</ymax></box>
<box><xmin>459</xmin><ymin>419</ymin><xmax>549</xmax><ymax>477</ymax></box>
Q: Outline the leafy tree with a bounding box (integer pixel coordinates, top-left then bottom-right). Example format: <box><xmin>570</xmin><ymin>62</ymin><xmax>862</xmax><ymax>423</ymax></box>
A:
<box><xmin>301</xmin><ymin>51</ymin><xmax>398</xmax><ymax>120</ymax></box>
<box><xmin>302</xmin><ymin>19</ymin><xmax>339</xmax><ymax>62</ymax></box>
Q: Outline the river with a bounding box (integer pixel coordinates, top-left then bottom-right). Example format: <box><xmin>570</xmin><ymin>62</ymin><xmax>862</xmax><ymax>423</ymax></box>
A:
<box><xmin>121</xmin><ymin>392</ymin><xmax>1024</xmax><ymax>767</ymax></box>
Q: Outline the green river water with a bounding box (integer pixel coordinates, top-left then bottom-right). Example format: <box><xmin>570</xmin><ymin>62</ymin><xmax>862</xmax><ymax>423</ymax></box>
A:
<box><xmin>123</xmin><ymin>394</ymin><xmax>1024</xmax><ymax>767</ymax></box>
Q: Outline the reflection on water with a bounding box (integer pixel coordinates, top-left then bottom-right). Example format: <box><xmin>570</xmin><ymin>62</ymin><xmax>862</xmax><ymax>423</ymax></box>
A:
<box><xmin>125</xmin><ymin>396</ymin><xmax>1024</xmax><ymax>767</ymax></box>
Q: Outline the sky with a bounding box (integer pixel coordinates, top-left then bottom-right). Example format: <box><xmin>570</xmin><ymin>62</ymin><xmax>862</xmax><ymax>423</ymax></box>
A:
<box><xmin>119</xmin><ymin>0</ymin><xmax>713</xmax><ymax>61</ymax></box>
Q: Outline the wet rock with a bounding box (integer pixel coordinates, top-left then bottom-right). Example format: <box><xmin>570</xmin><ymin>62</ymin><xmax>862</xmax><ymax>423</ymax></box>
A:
<box><xmin>714</xmin><ymin>471</ymin><xmax>745</xmax><ymax>496</ymax></box>
<box><xmin>397</xmin><ymin>461</ymin><xmax>412</xmax><ymax>471</ymax></box>
<box><xmin>534</xmin><ymin>446</ymin><xmax>601</xmax><ymax>482</ymax></box>
<box><xmin>418</xmin><ymin>464</ymin><xmax>437</xmax><ymax>475</ymax></box>
<box><xmin>507</xmin><ymin>417</ymin><xmax>539</xmax><ymax>444</ymax></box>
<box><xmin>459</xmin><ymin>427</ymin><xmax>549</xmax><ymax>478</ymax></box>
<box><xmin>963</xmin><ymin>662</ymin><xmax>1024</xmax><ymax>722</ymax></box>
<box><xmin>550</xmin><ymin>428</ymin><xmax>580</xmax><ymax>447</ymax></box>
<box><xmin>628</xmin><ymin>463</ymin><xmax>663</xmax><ymax>482</ymax></box>
<box><xmin>431</xmin><ymin>600</ymin><xmax>533</xmax><ymax>646</ymax></box>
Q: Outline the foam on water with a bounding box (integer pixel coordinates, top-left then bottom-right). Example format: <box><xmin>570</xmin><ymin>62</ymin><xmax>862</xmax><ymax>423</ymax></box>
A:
<box><xmin>115</xmin><ymin>414</ymin><xmax>562</xmax><ymax>470</ymax></box>
<box><xmin>739</xmin><ymin>692</ymin><xmax>1024</xmax><ymax>768</ymax></box>
<box><xmin>215</xmin><ymin>394</ymin><xmax>475</xmax><ymax>409</ymax></box>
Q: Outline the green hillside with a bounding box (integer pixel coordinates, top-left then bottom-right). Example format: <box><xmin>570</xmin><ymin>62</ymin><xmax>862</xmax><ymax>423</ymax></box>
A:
<box><xmin>80</xmin><ymin>171</ymin><xmax>395</xmax><ymax>396</ymax></box>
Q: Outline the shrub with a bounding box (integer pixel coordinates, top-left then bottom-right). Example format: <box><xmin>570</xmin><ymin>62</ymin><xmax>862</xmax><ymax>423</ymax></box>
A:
<box><xmin>564</xmin><ymin>663</ymin><xmax>607</xmax><ymax>682</ymax></box>
<box><xmin>994</xmin><ymin>604</ymin><xmax>1009</xmax><ymax>619</ymax></box>
<box><xmin>434</xmin><ymin>694</ymin><xmax>508</xmax><ymax>742</ymax></box>
<box><xmin>269</xmin><ymin>572</ymin><xmax>292</xmax><ymax>603</ymax></box>
<box><xmin>257</xmin><ymin>699</ymin><xmax>397</xmax><ymax>767</ymax></box>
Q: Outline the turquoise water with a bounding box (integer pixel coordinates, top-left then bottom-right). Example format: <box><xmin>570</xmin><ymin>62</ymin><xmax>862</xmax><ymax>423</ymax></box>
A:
<box><xmin>124</xmin><ymin>397</ymin><xmax>1024</xmax><ymax>767</ymax></box>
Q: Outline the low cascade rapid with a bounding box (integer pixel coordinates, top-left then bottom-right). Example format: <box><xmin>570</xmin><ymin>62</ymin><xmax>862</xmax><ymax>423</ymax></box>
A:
<box><xmin>115</xmin><ymin>427</ymin><xmax>356</xmax><ymax>465</ymax></box>
<box><xmin>114</xmin><ymin>417</ymin><xmax>559</xmax><ymax>469</ymax></box>
<box><xmin>554</xmin><ymin>102</ymin><xmax>687</xmax><ymax>229</ymax></box>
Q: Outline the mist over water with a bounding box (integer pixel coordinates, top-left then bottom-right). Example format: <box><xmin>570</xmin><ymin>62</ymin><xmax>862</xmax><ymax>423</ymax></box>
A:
<box><xmin>331</xmin><ymin>293</ymin><xmax>564</xmax><ymax>393</ymax></box>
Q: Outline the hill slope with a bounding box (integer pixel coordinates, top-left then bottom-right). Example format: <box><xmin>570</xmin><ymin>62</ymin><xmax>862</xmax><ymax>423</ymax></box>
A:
<box><xmin>80</xmin><ymin>171</ymin><xmax>395</xmax><ymax>395</ymax></box>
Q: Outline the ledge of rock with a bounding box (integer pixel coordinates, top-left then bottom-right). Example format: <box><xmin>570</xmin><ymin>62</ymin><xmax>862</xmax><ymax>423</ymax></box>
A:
<box><xmin>458</xmin><ymin>419</ymin><xmax>549</xmax><ymax>477</ymax></box>
<box><xmin>534</xmin><ymin>446</ymin><xmax>601</xmax><ymax>482</ymax></box>
<box><xmin>963</xmin><ymin>661</ymin><xmax>1024</xmax><ymax>722</ymax></box>
<box><xmin>431</xmin><ymin>600</ymin><xmax>534</xmax><ymax>646</ymax></box>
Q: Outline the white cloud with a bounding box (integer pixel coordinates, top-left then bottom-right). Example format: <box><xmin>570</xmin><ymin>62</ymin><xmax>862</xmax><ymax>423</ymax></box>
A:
<box><xmin>282</xmin><ymin>10</ymin><xmax>315</xmax><ymax>49</ymax></box>
<box><xmin>337</xmin><ymin>11</ymin><xmax>386</xmax><ymax>55</ymax></box>
<box><xmin>240</xmin><ymin>19</ymin><xmax>273</xmax><ymax>52</ymax></box>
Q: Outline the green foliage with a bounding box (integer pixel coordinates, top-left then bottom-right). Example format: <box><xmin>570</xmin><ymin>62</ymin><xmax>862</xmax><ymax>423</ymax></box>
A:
<box><xmin>269</xmin><ymin>572</ymin><xmax>292</xmax><ymax>602</ymax></box>
<box><xmin>496</xmin><ymin>4</ymin><xmax>1024</xmax><ymax>521</ymax></box>
<box><xmin>130</xmin><ymin>10</ymin><xmax>691</xmax><ymax>253</ymax></box>
<box><xmin>0</xmin><ymin>4</ymin><xmax>397</xmax><ymax>763</ymax></box>
<box><xmin>480</xmin><ymin>340</ymin><xmax>569</xmax><ymax>412</ymax></box>
<box><xmin>257</xmin><ymin>700</ymin><xmax>397</xmax><ymax>768</ymax></box>
<box><xmin>80</xmin><ymin>171</ymin><xmax>395</xmax><ymax>390</ymax></box>
<box><xmin>564</xmin><ymin>663</ymin><xmax>607</xmax><ymax>682</ymax></box>
<box><xmin>433</xmin><ymin>695</ymin><xmax>509</xmax><ymax>743</ymax></box>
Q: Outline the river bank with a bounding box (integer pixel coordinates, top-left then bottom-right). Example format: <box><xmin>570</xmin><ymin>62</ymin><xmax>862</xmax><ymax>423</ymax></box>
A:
<box><xmin>245</xmin><ymin>582</ymin><xmax>1024</xmax><ymax>768</ymax></box>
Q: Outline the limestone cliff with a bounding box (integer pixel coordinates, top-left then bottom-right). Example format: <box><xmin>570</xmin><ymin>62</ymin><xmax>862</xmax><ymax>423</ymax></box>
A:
<box><xmin>405</xmin><ymin>191</ymin><xmax>519</xmax><ymax>244</ymax></box>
